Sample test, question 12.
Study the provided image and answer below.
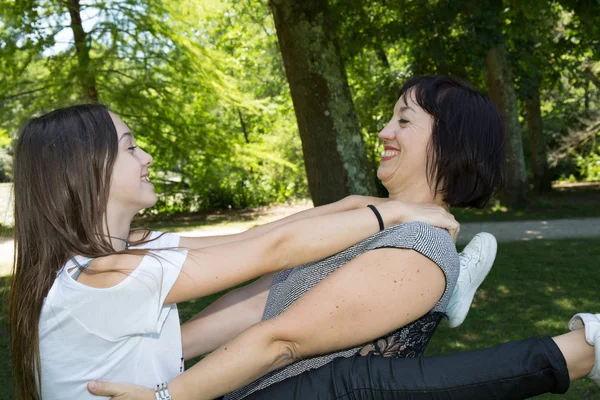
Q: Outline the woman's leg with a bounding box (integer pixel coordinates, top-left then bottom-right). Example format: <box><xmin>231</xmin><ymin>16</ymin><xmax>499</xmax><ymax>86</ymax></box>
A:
<box><xmin>245</xmin><ymin>333</ymin><xmax>592</xmax><ymax>400</ymax></box>
<box><xmin>553</xmin><ymin>329</ymin><xmax>595</xmax><ymax>381</ymax></box>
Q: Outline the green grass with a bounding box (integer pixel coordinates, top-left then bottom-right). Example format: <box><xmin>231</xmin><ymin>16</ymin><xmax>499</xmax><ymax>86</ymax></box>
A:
<box><xmin>1</xmin><ymin>239</ymin><xmax>599</xmax><ymax>398</ymax></box>
<box><xmin>0</xmin><ymin>223</ymin><xmax>12</xmax><ymax>237</ymax></box>
<box><xmin>452</xmin><ymin>183</ymin><xmax>600</xmax><ymax>223</ymax></box>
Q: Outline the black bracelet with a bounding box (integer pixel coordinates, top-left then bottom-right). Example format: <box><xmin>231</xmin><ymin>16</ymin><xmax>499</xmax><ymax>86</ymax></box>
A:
<box><xmin>367</xmin><ymin>205</ymin><xmax>384</xmax><ymax>231</ymax></box>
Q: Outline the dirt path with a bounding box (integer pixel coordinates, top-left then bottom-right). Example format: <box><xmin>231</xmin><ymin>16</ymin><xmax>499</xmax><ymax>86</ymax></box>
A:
<box><xmin>1</xmin><ymin>237</ymin><xmax>12</xmax><ymax>276</ymax></box>
<box><xmin>2</xmin><ymin>214</ymin><xmax>600</xmax><ymax>277</ymax></box>
<box><xmin>457</xmin><ymin>217</ymin><xmax>600</xmax><ymax>244</ymax></box>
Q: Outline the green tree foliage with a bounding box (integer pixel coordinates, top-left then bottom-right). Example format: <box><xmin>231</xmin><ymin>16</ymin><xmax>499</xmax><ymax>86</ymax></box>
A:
<box><xmin>333</xmin><ymin>0</ymin><xmax>599</xmax><ymax>201</ymax></box>
<box><xmin>333</xmin><ymin>0</ymin><xmax>531</xmax><ymax>205</ymax></box>
<box><xmin>0</xmin><ymin>0</ymin><xmax>307</xmax><ymax>212</ymax></box>
<box><xmin>1</xmin><ymin>0</ymin><xmax>598</xmax><ymax>214</ymax></box>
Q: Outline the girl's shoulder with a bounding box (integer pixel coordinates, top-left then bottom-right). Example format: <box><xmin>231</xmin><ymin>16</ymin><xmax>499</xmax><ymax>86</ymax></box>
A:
<box><xmin>57</xmin><ymin>231</ymin><xmax>183</xmax><ymax>290</ymax></box>
<box><xmin>129</xmin><ymin>230</ymin><xmax>180</xmax><ymax>249</ymax></box>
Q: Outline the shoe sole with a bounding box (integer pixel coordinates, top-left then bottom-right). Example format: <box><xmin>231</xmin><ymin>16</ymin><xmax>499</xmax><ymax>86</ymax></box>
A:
<box><xmin>447</xmin><ymin>233</ymin><xmax>497</xmax><ymax>328</ymax></box>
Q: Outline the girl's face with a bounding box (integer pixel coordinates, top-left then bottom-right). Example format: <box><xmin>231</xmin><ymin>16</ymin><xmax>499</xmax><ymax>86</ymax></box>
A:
<box><xmin>377</xmin><ymin>90</ymin><xmax>434</xmax><ymax>194</ymax></box>
<box><xmin>106</xmin><ymin>113</ymin><xmax>157</xmax><ymax>215</ymax></box>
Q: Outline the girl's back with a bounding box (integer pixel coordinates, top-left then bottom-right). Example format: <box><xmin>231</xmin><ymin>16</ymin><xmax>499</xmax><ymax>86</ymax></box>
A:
<box><xmin>38</xmin><ymin>232</ymin><xmax>186</xmax><ymax>398</ymax></box>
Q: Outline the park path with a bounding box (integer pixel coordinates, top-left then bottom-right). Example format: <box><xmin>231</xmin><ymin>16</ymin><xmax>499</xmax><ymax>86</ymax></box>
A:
<box><xmin>456</xmin><ymin>217</ymin><xmax>600</xmax><ymax>244</ymax></box>
<box><xmin>1</xmin><ymin>216</ymin><xmax>600</xmax><ymax>277</ymax></box>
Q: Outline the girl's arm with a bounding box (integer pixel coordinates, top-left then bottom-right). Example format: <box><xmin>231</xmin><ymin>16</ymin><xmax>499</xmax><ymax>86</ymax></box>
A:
<box><xmin>164</xmin><ymin>200</ymin><xmax>436</xmax><ymax>304</ymax></box>
<box><xmin>176</xmin><ymin>195</ymin><xmax>387</xmax><ymax>249</ymax></box>
<box><xmin>180</xmin><ymin>274</ymin><xmax>273</xmax><ymax>359</ymax></box>
<box><xmin>86</xmin><ymin>201</ymin><xmax>452</xmax><ymax>304</ymax></box>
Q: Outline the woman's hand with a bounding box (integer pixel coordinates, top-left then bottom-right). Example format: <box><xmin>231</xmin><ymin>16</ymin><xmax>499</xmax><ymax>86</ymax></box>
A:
<box><xmin>87</xmin><ymin>381</ymin><xmax>154</xmax><ymax>399</ymax></box>
<box><xmin>379</xmin><ymin>201</ymin><xmax>460</xmax><ymax>242</ymax></box>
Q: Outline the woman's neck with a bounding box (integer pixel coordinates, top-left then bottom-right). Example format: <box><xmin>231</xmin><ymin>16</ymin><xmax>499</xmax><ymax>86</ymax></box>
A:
<box><xmin>386</xmin><ymin>183</ymin><xmax>447</xmax><ymax>209</ymax></box>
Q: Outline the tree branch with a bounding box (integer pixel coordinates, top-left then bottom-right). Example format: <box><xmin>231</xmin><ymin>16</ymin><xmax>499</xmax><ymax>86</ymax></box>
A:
<box><xmin>0</xmin><ymin>85</ymin><xmax>58</xmax><ymax>103</ymax></box>
<box><xmin>97</xmin><ymin>69</ymin><xmax>137</xmax><ymax>80</ymax></box>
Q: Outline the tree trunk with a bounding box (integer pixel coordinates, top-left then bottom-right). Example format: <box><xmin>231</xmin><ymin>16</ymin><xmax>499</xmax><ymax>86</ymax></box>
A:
<box><xmin>525</xmin><ymin>86</ymin><xmax>552</xmax><ymax>193</ymax></box>
<box><xmin>67</xmin><ymin>0</ymin><xmax>99</xmax><ymax>102</ymax></box>
<box><xmin>377</xmin><ymin>47</ymin><xmax>391</xmax><ymax>69</ymax></box>
<box><xmin>583</xmin><ymin>67</ymin><xmax>600</xmax><ymax>90</ymax></box>
<box><xmin>269</xmin><ymin>0</ymin><xmax>376</xmax><ymax>205</ymax></box>
<box><xmin>485</xmin><ymin>43</ymin><xmax>528</xmax><ymax>207</ymax></box>
<box><xmin>585</xmin><ymin>79</ymin><xmax>590</xmax><ymax>112</ymax></box>
<box><xmin>237</xmin><ymin>108</ymin><xmax>250</xmax><ymax>144</ymax></box>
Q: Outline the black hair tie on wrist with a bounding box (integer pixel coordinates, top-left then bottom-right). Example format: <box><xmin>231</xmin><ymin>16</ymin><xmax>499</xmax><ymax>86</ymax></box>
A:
<box><xmin>367</xmin><ymin>204</ymin><xmax>384</xmax><ymax>231</ymax></box>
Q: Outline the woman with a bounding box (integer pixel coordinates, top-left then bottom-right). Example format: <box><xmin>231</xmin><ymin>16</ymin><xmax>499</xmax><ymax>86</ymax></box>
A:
<box><xmin>9</xmin><ymin>101</ymin><xmax>461</xmax><ymax>399</ymax></box>
<box><xmin>90</xmin><ymin>76</ymin><xmax>599</xmax><ymax>399</ymax></box>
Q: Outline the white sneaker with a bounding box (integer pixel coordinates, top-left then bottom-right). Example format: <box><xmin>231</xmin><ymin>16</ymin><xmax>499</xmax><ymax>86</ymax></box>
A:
<box><xmin>568</xmin><ymin>313</ymin><xmax>600</xmax><ymax>385</ymax></box>
<box><xmin>445</xmin><ymin>232</ymin><xmax>497</xmax><ymax>328</ymax></box>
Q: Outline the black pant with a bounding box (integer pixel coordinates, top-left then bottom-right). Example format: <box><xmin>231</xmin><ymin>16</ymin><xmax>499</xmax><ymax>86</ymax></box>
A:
<box><xmin>243</xmin><ymin>337</ymin><xmax>570</xmax><ymax>400</ymax></box>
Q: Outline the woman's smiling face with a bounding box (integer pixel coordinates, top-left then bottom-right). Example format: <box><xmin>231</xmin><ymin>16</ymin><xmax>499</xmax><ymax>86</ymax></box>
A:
<box><xmin>106</xmin><ymin>112</ymin><xmax>157</xmax><ymax>215</ymax></box>
<box><xmin>377</xmin><ymin>89</ymin><xmax>434</xmax><ymax>195</ymax></box>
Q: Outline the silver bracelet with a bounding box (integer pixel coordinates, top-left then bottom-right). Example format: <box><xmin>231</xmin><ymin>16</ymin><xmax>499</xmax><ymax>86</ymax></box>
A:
<box><xmin>155</xmin><ymin>382</ymin><xmax>172</xmax><ymax>400</ymax></box>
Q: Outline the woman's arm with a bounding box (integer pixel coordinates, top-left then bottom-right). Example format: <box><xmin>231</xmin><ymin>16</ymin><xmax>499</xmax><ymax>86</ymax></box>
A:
<box><xmin>176</xmin><ymin>195</ymin><xmax>387</xmax><ymax>249</ymax></box>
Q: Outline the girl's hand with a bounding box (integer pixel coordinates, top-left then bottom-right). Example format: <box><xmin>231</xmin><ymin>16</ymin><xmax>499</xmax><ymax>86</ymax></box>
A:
<box><xmin>87</xmin><ymin>381</ymin><xmax>155</xmax><ymax>399</ymax></box>
<box><xmin>380</xmin><ymin>201</ymin><xmax>460</xmax><ymax>242</ymax></box>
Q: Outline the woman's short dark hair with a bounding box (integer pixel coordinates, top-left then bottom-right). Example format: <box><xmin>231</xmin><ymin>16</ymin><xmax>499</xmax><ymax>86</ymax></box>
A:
<box><xmin>400</xmin><ymin>75</ymin><xmax>505</xmax><ymax>209</ymax></box>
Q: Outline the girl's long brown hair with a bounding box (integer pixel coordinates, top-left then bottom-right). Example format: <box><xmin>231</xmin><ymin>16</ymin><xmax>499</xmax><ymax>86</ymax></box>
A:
<box><xmin>9</xmin><ymin>104</ymin><xmax>153</xmax><ymax>399</ymax></box>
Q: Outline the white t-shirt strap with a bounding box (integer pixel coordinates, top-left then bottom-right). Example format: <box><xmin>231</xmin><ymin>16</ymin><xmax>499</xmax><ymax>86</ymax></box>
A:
<box><xmin>69</xmin><ymin>257</ymin><xmax>93</xmax><ymax>280</ymax></box>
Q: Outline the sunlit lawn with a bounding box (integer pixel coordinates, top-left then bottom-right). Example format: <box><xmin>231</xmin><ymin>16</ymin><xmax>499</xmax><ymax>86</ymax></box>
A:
<box><xmin>451</xmin><ymin>183</ymin><xmax>600</xmax><ymax>222</ymax></box>
<box><xmin>1</xmin><ymin>238</ymin><xmax>599</xmax><ymax>398</ymax></box>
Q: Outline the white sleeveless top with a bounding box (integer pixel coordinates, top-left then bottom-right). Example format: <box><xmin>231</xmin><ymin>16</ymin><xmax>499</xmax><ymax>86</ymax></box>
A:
<box><xmin>38</xmin><ymin>232</ymin><xmax>187</xmax><ymax>399</ymax></box>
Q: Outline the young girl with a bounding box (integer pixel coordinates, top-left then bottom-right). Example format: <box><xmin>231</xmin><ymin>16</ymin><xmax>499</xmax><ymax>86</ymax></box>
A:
<box><xmin>9</xmin><ymin>103</ymin><xmax>460</xmax><ymax>399</ymax></box>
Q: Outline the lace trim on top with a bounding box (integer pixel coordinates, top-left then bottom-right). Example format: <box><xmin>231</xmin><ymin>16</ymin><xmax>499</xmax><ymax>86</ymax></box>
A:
<box><xmin>359</xmin><ymin>311</ymin><xmax>444</xmax><ymax>358</ymax></box>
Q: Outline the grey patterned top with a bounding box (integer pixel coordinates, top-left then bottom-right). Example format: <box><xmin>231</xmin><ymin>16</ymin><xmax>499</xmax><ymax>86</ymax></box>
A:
<box><xmin>225</xmin><ymin>222</ymin><xmax>459</xmax><ymax>400</ymax></box>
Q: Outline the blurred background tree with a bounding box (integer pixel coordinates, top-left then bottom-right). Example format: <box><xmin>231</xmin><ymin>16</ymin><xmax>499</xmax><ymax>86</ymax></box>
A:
<box><xmin>0</xmin><ymin>0</ymin><xmax>598</xmax><ymax>214</ymax></box>
<box><xmin>0</xmin><ymin>0</ymin><xmax>307</xmax><ymax>212</ymax></box>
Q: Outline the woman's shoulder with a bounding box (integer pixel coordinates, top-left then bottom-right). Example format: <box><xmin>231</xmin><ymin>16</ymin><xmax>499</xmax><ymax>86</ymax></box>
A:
<box><xmin>373</xmin><ymin>221</ymin><xmax>454</xmax><ymax>248</ymax></box>
<box><xmin>401</xmin><ymin>221</ymin><xmax>456</xmax><ymax>249</ymax></box>
<box><xmin>370</xmin><ymin>221</ymin><xmax>458</xmax><ymax>268</ymax></box>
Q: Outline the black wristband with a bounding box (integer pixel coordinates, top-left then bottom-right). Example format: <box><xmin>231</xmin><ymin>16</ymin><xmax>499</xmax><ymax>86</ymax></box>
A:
<box><xmin>367</xmin><ymin>204</ymin><xmax>384</xmax><ymax>231</ymax></box>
